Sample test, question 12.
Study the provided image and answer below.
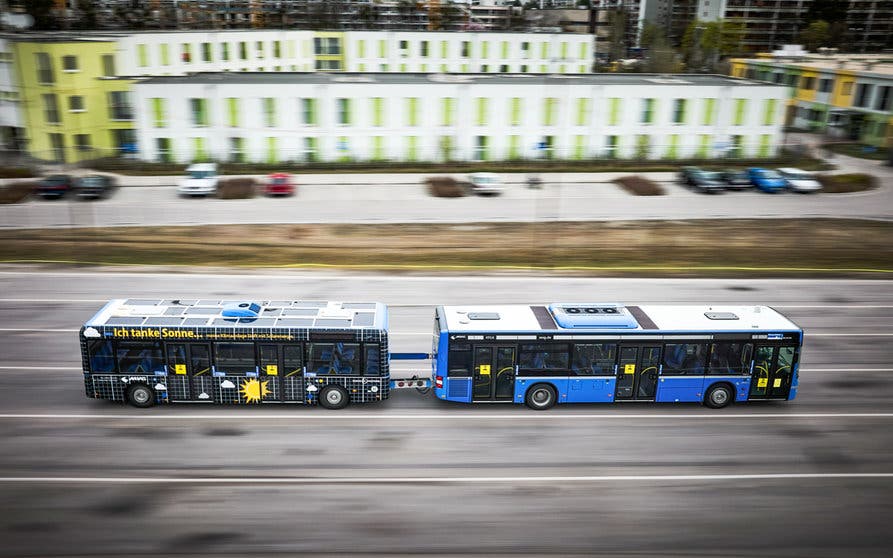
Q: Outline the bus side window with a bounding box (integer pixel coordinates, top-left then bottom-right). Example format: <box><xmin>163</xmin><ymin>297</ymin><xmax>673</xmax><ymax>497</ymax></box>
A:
<box><xmin>116</xmin><ymin>341</ymin><xmax>163</xmax><ymax>374</ymax></box>
<box><xmin>447</xmin><ymin>344</ymin><xmax>472</xmax><ymax>377</ymax></box>
<box><xmin>282</xmin><ymin>344</ymin><xmax>303</xmax><ymax>377</ymax></box>
<box><xmin>663</xmin><ymin>343</ymin><xmax>707</xmax><ymax>375</ymax></box>
<box><xmin>519</xmin><ymin>343</ymin><xmax>569</xmax><ymax>370</ymax></box>
<box><xmin>709</xmin><ymin>342</ymin><xmax>753</xmax><ymax>375</ymax></box>
<box><xmin>191</xmin><ymin>345</ymin><xmax>211</xmax><ymax>376</ymax></box>
<box><xmin>214</xmin><ymin>342</ymin><xmax>256</xmax><ymax>375</ymax></box>
<box><xmin>572</xmin><ymin>343</ymin><xmax>617</xmax><ymax>375</ymax></box>
<box><xmin>88</xmin><ymin>340</ymin><xmax>116</xmax><ymax>373</ymax></box>
<box><xmin>364</xmin><ymin>344</ymin><xmax>381</xmax><ymax>376</ymax></box>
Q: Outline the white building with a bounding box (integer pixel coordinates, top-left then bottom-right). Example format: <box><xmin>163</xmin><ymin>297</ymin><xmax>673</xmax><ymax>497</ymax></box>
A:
<box><xmin>133</xmin><ymin>72</ymin><xmax>786</xmax><ymax>163</ymax></box>
<box><xmin>116</xmin><ymin>30</ymin><xmax>594</xmax><ymax>76</ymax></box>
<box><xmin>0</xmin><ymin>38</ymin><xmax>24</xmax><ymax>152</ymax></box>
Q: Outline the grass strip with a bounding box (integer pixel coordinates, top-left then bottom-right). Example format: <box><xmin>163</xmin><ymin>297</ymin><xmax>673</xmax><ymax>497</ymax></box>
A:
<box><xmin>0</xmin><ymin>219</ymin><xmax>890</xmax><ymax>277</ymax></box>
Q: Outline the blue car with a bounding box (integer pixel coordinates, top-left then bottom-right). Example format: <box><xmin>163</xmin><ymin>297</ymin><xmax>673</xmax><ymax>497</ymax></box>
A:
<box><xmin>747</xmin><ymin>168</ymin><xmax>788</xmax><ymax>193</ymax></box>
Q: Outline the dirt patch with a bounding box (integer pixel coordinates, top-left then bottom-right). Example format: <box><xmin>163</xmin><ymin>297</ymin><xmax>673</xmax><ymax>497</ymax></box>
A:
<box><xmin>614</xmin><ymin>175</ymin><xmax>665</xmax><ymax>196</ymax></box>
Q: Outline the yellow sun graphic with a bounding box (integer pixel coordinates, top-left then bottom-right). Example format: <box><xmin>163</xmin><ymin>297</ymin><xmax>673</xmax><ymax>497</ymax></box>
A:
<box><xmin>239</xmin><ymin>378</ymin><xmax>270</xmax><ymax>403</ymax></box>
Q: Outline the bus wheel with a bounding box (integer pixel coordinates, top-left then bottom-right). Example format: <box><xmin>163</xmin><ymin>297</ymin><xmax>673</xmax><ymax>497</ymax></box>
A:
<box><xmin>319</xmin><ymin>385</ymin><xmax>349</xmax><ymax>410</ymax></box>
<box><xmin>127</xmin><ymin>384</ymin><xmax>155</xmax><ymax>408</ymax></box>
<box><xmin>704</xmin><ymin>384</ymin><xmax>733</xmax><ymax>409</ymax></box>
<box><xmin>525</xmin><ymin>384</ymin><xmax>557</xmax><ymax>410</ymax></box>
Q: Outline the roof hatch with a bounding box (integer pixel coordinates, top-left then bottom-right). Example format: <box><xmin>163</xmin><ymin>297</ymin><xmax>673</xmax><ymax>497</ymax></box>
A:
<box><xmin>548</xmin><ymin>303</ymin><xmax>639</xmax><ymax>329</ymax></box>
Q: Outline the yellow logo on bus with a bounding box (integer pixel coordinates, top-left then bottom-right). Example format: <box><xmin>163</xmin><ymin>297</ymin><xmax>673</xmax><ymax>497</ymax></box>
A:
<box><xmin>266</xmin><ymin>364</ymin><xmax>278</xmax><ymax>376</ymax></box>
<box><xmin>239</xmin><ymin>378</ymin><xmax>270</xmax><ymax>403</ymax></box>
<box><xmin>624</xmin><ymin>364</ymin><xmax>636</xmax><ymax>375</ymax></box>
<box><xmin>479</xmin><ymin>364</ymin><xmax>491</xmax><ymax>375</ymax></box>
<box><xmin>174</xmin><ymin>364</ymin><xmax>186</xmax><ymax>375</ymax></box>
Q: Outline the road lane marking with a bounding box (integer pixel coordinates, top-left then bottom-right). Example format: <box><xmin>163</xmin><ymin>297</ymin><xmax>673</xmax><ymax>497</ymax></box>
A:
<box><xmin>1</xmin><ymin>413</ymin><xmax>892</xmax><ymax>420</ymax></box>
<box><xmin>0</xmin><ymin>473</ymin><xmax>891</xmax><ymax>484</ymax></box>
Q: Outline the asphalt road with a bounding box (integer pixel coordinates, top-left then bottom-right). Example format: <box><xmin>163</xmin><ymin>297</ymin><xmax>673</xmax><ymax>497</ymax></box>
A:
<box><xmin>2</xmin><ymin>169</ymin><xmax>892</xmax><ymax>229</ymax></box>
<box><xmin>0</xmin><ymin>269</ymin><xmax>892</xmax><ymax>557</ymax></box>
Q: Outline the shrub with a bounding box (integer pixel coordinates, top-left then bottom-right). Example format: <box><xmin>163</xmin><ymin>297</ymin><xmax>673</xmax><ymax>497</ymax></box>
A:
<box><xmin>614</xmin><ymin>175</ymin><xmax>665</xmax><ymax>196</ymax></box>
<box><xmin>816</xmin><ymin>173</ymin><xmax>878</xmax><ymax>194</ymax></box>
<box><xmin>0</xmin><ymin>167</ymin><xmax>36</xmax><ymax>179</ymax></box>
<box><xmin>217</xmin><ymin>178</ymin><xmax>257</xmax><ymax>199</ymax></box>
<box><xmin>426</xmin><ymin>176</ymin><xmax>466</xmax><ymax>198</ymax></box>
<box><xmin>0</xmin><ymin>181</ymin><xmax>36</xmax><ymax>204</ymax></box>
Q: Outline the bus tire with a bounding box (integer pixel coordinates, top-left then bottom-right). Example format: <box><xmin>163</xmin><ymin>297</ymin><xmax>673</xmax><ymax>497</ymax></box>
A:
<box><xmin>525</xmin><ymin>384</ymin><xmax>557</xmax><ymax>410</ymax></box>
<box><xmin>127</xmin><ymin>384</ymin><xmax>155</xmax><ymax>408</ymax></box>
<box><xmin>319</xmin><ymin>385</ymin><xmax>349</xmax><ymax>410</ymax></box>
<box><xmin>704</xmin><ymin>383</ymin><xmax>734</xmax><ymax>409</ymax></box>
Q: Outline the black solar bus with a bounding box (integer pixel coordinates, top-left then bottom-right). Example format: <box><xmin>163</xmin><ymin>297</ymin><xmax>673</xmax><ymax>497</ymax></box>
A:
<box><xmin>80</xmin><ymin>298</ymin><xmax>389</xmax><ymax>409</ymax></box>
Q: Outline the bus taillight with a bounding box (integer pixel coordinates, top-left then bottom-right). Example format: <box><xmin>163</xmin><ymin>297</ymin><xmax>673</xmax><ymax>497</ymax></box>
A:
<box><xmin>435</xmin><ymin>376</ymin><xmax>443</xmax><ymax>388</ymax></box>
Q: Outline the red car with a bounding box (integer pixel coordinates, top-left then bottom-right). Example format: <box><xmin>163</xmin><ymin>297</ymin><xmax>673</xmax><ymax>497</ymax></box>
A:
<box><xmin>264</xmin><ymin>173</ymin><xmax>296</xmax><ymax>196</ymax></box>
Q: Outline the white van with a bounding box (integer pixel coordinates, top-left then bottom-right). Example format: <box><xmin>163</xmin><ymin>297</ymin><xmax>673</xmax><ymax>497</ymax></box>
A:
<box><xmin>177</xmin><ymin>163</ymin><xmax>219</xmax><ymax>196</ymax></box>
<box><xmin>468</xmin><ymin>172</ymin><xmax>503</xmax><ymax>195</ymax></box>
<box><xmin>777</xmin><ymin>168</ymin><xmax>822</xmax><ymax>193</ymax></box>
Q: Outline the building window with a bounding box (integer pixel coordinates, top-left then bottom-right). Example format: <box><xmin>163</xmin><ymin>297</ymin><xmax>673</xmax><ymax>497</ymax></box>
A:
<box><xmin>337</xmin><ymin>98</ymin><xmax>351</xmax><ymax>125</ymax></box>
<box><xmin>499</xmin><ymin>65</ymin><xmax>508</xmax><ymax>73</ymax></box>
<box><xmin>876</xmin><ymin>86</ymin><xmax>891</xmax><ymax>111</ymax></box>
<box><xmin>841</xmin><ymin>81</ymin><xmax>853</xmax><ymax>95</ymax></box>
<box><xmin>239</xmin><ymin>42</ymin><xmax>248</xmax><ymax>60</ymax></box>
<box><xmin>315</xmin><ymin>59</ymin><xmax>341</xmax><ymax>71</ymax></box>
<box><xmin>74</xmin><ymin>134</ymin><xmax>91</xmax><ymax>152</ymax></box>
<box><xmin>202</xmin><ymin>42</ymin><xmax>212</xmax><ymax>62</ymax></box>
<box><xmin>399</xmin><ymin>40</ymin><xmax>409</xmax><ymax>57</ymax></box>
<box><xmin>854</xmin><ymin>84</ymin><xmax>873</xmax><ymax>108</ymax></box>
<box><xmin>521</xmin><ymin>41</ymin><xmax>530</xmax><ymax>59</ymax></box>
<box><xmin>182</xmin><ymin>43</ymin><xmax>192</xmax><ymax>63</ymax></box>
<box><xmin>62</xmin><ymin>55</ymin><xmax>78</xmax><ymax>72</ymax></box>
<box><xmin>102</xmin><ymin>54</ymin><xmax>115</xmax><ymax>77</ymax></box>
<box><xmin>302</xmin><ymin>98</ymin><xmax>317</xmax><ymax>125</ymax></box>
<box><xmin>672</xmin><ymin>99</ymin><xmax>686</xmax><ymax>124</ymax></box>
<box><xmin>314</xmin><ymin>37</ymin><xmax>341</xmax><ymax>55</ymax></box>
<box><xmin>575</xmin><ymin>98</ymin><xmax>589</xmax><ymax>126</ymax></box>
<box><xmin>420</xmin><ymin>40</ymin><xmax>429</xmax><ymax>57</ymax></box>
<box><xmin>137</xmin><ymin>44</ymin><xmax>148</xmax><ymax>67</ymax></box>
<box><xmin>733</xmin><ymin>99</ymin><xmax>747</xmax><ymax>126</ymax></box>
<box><xmin>151</xmin><ymin>98</ymin><xmax>166</xmax><ymax>128</ymax></box>
<box><xmin>476</xmin><ymin>97</ymin><xmax>488</xmax><ymax>126</ymax></box>
<box><xmin>461</xmin><ymin>41</ymin><xmax>470</xmax><ymax>58</ymax></box>
<box><xmin>160</xmin><ymin>44</ymin><xmax>170</xmax><ymax>66</ymax></box>
<box><xmin>229</xmin><ymin>137</ymin><xmax>245</xmax><ymax>163</ymax></box>
<box><xmin>156</xmin><ymin>138</ymin><xmax>172</xmax><ymax>163</ymax></box>
<box><xmin>35</xmin><ymin>53</ymin><xmax>54</xmax><ymax>84</ymax></box>
<box><xmin>108</xmin><ymin>91</ymin><xmax>133</xmax><ymax>120</ymax></box>
<box><xmin>819</xmin><ymin>78</ymin><xmax>832</xmax><ymax>93</ymax></box>
<box><xmin>474</xmin><ymin>136</ymin><xmax>488</xmax><ymax>161</ymax></box>
<box><xmin>49</xmin><ymin>133</ymin><xmax>65</xmax><ymax>162</ymax></box>
<box><xmin>304</xmin><ymin>137</ymin><xmax>318</xmax><ymax>162</ymax></box>
<box><xmin>801</xmin><ymin>76</ymin><xmax>815</xmax><ymax>90</ymax></box>
<box><xmin>256</xmin><ymin>41</ymin><xmax>265</xmax><ymax>59</ymax></box>
<box><xmin>68</xmin><ymin>95</ymin><xmax>85</xmax><ymax>112</ymax></box>
<box><xmin>441</xmin><ymin>97</ymin><xmax>455</xmax><ymax>126</ymax></box>
<box><xmin>42</xmin><ymin>94</ymin><xmax>60</xmax><ymax>124</ymax></box>
<box><xmin>221</xmin><ymin>42</ymin><xmax>230</xmax><ymax>61</ymax></box>
<box><xmin>641</xmin><ymin>98</ymin><xmax>654</xmax><ymax>124</ymax></box>
<box><xmin>510</xmin><ymin>97</ymin><xmax>522</xmax><ymax>127</ymax></box>
<box><xmin>190</xmin><ymin>98</ymin><xmax>209</xmax><ymax>127</ymax></box>
<box><xmin>406</xmin><ymin>97</ymin><xmax>419</xmax><ymax>127</ymax></box>
<box><xmin>263</xmin><ymin>97</ymin><xmax>276</xmax><ymax>127</ymax></box>
<box><xmin>543</xmin><ymin>98</ymin><xmax>558</xmax><ymax>126</ymax></box>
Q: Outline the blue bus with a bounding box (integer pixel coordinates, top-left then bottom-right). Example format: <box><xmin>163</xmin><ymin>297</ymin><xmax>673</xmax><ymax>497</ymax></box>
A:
<box><xmin>431</xmin><ymin>303</ymin><xmax>803</xmax><ymax>409</ymax></box>
<box><xmin>80</xmin><ymin>298</ymin><xmax>389</xmax><ymax>409</ymax></box>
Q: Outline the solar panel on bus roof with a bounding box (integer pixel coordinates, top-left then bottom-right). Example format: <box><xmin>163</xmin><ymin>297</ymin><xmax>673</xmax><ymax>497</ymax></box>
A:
<box><xmin>276</xmin><ymin>318</ymin><xmax>315</xmax><ymax>327</ymax></box>
<box><xmin>105</xmin><ymin>317</ymin><xmax>144</xmax><ymax>326</ymax></box>
<box><xmin>281</xmin><ymin>308</ymin><xmax>319</xmax><ymax>316</ymax></box>
<box><xmin>182</xmin><ymin>318</ymin><xmax>209</xmax><ymax>326</ymax></box>
<box><xmin>293</xmin><ymin>301</ymin><xmax>328</xmax><ymax>307</ymax></box>
<box><xmin>124</xmin><ymin>299</ymin><xmax>161</xmax><ymax>306</ymax></box>
<box><xmin>315</xmin><ymin>319</ymin><xmax>352</xmax><ymax>327</ymax></box>
<box><xmin>343</xmin><ymin>303</ymin><xmax>377</xmax><ymax>310</ymax></box>
<box><xmin>353</xmin><ymin>313</ymin><xmax>375</xmax><ymax>326</ymax></box>
<box><xmin>144</xmin><ymin>317</ymin><xmax>185</xmax><ymax>326</ymax></box>
<box><xmin>164</xmin><ymin>307</ymin><xmax>186</xmax><ymax>316</ymax></box>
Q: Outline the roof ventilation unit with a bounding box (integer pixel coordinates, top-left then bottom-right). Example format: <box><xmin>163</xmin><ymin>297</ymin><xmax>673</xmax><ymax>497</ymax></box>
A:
<box><xmin>548</xmin><ymin>303</ymin><xmax>639</xmax><ymax>329</ymax></box>
<box><xmin>222</xmin><ymin>302</ymin><xmax>261</xmax><ymax>318</ymax></box>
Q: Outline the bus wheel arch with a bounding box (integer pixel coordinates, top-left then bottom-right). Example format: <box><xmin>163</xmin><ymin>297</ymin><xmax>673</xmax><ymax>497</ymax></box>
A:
<box><xmin>319</xmin><ymin>385</ymin><xmax>350</xmax><ymax>410</ymax></box>
<box><xmin>704</xmin><ymin>382</ymin><xmax>735</xmax><ymax>409</ymax></box>
<box><xmin>525</xmin><ymin>383</ymin><xmax>557</xmax><ymax>410</ymax></box>
<box><xmin>126</xmin><ymin>383</ymin><xmax>155</xmax><ymax>408</ymax></box>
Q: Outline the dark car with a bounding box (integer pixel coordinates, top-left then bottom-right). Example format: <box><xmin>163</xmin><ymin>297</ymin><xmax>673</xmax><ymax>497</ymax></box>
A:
<box><xmin>721</xmin><ymin>170</ymin><xmax>753</xmax><ymax>190</ymax></box>
<box><xmin>36</xmin><ymin>174</ymin><xmax>74</xmax><ymax>199</ymax></box>
<box><xmin>679</xmin><ymin>166</ymin><xmax>724</xmax><ymax>194</ymax></box>
<box><xmin>74</xmin><ymin>175</ymin><xmax>115</xmax><ymax>200</ymax></box>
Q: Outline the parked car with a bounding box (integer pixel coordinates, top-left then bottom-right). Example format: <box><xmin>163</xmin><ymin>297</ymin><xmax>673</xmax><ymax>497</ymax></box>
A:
<box><xmin>720</xmin><ymin>170</ymin><xmax>753</xmax><ymax>190</ymax></box>
<box><xmin>264</xmin><ymin>173</ymin><xmax>296</xmax><ymax>196</ymax></box>
<box><xmin>74</xmin><ymin>174</ymin><xmax>115</xmax><ymax>200</ymax></box>
<box><xmin>177</xmin><ymin>163</ymin><xmax>218</xmax><ymax>197</ymax></box>
<box><xmin>468</xmin><ymin>172</ymin><xmax>503</xmax><ymax>195</ymax></box>
<box><xmin>747</xmin><ymin>168</ymin><xmax>788</xmax><ymax>193</ymax></box>
<box><xmin>777</xmin><ymin>168</ymin><xmax>822</xmax><ymax>193</ymax></box>
<box><xmin>679</xmin><ymin>166</ymin><xmax>724</xmax><ymax>194</ymax></box>
<box><xmin>36</xmin><ymin>174</ymin><xmax>74</xmax><ymax>199</ymax></box>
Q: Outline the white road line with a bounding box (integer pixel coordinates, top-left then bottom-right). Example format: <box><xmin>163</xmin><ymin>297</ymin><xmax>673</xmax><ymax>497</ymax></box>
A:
<box><xmin>2</xmin><ymin>299</ymin><xmax>893</xmax><ymax>309</ymax></box>
<box><xmin>1</xmin><ymin>413</ymin><xmax>892</xmax><ymax>420</ymax></box>
<box><xmin>0</xmin><ymin>473</ymin><xmax>891</xmax><ymax>484</ymax></box>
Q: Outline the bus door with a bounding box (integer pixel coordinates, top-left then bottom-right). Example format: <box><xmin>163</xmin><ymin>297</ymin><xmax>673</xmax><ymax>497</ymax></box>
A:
<box><xmin>472</xmin><ymin>345</ymin><xmax>516</xmax><ymax>402</ymax></box>
<box><xmin>615</xmin><ymin>345</ymin><xmax>661</xmax><ymax>401</ymax></box>
<box><xmin>258</xmin><ymin>344</ymin><xmax>284</xmax><ymax>403</ymax></box>
<box><xmin>166</xmin><ymin>343</ymin><xmax>213</xmax><ymax>402</ymax></box>
<box><xmin>189</xmin><ymin>344</ymin><xmax>214</xmax><ymax>402</ymax></box>
<box><xmin>749</xmin><ymin>344</ymin><xmax>796</xmax><ymax>400</ymax></box>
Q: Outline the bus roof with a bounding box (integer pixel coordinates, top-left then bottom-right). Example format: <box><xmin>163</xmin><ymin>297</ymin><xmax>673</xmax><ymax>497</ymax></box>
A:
<box><xmin>84</xmin><ymin>299</ymin><xmax>387</xmax><ymax>331</ymax></box>
<box><xmin>438</xmin><ymin>303</ymin><xmax>800</xmax><ymax>334</ymax></box>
